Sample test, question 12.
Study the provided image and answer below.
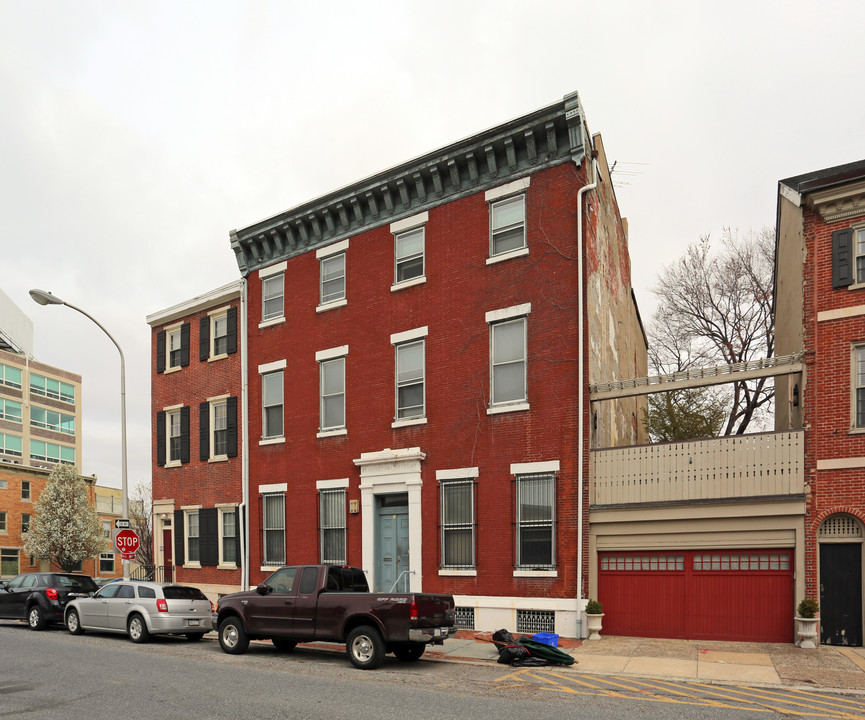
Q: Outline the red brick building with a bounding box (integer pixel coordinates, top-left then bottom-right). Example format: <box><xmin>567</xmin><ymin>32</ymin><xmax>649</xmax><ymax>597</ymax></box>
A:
<box><xmin>224</xmin><ymin>93</ymin><xmax>646</xmax><ymax>636</ymax></box>
<box><xmin>146</xmin><ymin>282</ymin><xmax>244</xmax><ymax>598</ymax></box>
<box><xmin>776</xmin><ymin>159</ymin><xmax>865</xmax><ymax>645</ymax></box>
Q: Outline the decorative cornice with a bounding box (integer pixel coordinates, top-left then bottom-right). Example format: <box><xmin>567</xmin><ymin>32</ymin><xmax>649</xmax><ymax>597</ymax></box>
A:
<box><xmin>806</xmin><ymin>179</ymin><xmax>865</xmax><ymax>222</ymax></box>
<box><xmin>230</xmin><ymin>93</ymin><xmax>588</xmax><ymax>276</ymax></box>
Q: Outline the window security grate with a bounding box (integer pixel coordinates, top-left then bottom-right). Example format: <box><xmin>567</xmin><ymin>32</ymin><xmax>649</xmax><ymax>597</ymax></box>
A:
<box><xmin>516</xmin><ymin>609</ymin><xmax>555</xmax><ymax>634</ymax></box>
<box><xmin>454</xmin><ymin>607</ymin><xmax>475</xmax><ymax>630</ymax></box>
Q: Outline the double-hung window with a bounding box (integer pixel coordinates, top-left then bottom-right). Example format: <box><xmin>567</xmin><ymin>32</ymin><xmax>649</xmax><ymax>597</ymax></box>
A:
<box><xmin>220</xmin><ymin>508</ymin><xmax>238</xmax><ymax>565</ymax></box>
<box><xmin>438</xmin><ymin>469</ymin><xmax>477</xmax><ymax>570</ymax></box>
<box><xmin>856</xmin><ymin>228</ymin><xmax>865</xmax><ymax>285</ymax></box>
<box><xmin>486</xmin><ymin>178</ymin><xmax>530</xmax><ymax>261</ymax></box>
<box><xmin>213</xmin><ymin>400</ymin><xmax>228</xmax><ymax>456</ymax></box>
<box><xmin>391</xmin><ymin>327</ymin><xmax>428</xmax><ymax>423</ymax></box>
<box><xmin>318</xmin><ymin>483</ymin><xmax>347</xmax><ymax>565</ymax></box>
<box><xmin>487</xmin><ymin>304</ymin><xmax>530</xmax><ymax>411</ymax></box>
<box><xmin>854</xmin><ymin>344</ymin><xmax>865</xmax><ymax>429</ymax></box>
<box><xmin>168</xmin><ymin>328</ymin><xmax>183</xmax><ymax>369</ymax></box>
<box><xmin>261</xmin><ymin>262</ymin><xmax>286</xmax><ymax>323</ymax></box>
<box><xmin>391</xmin><ymin>212</ymin><xmax>428</xmax><ymax>287</ymax></box>
<box><xmin>186</xmin><ymin>510</ymin><xmax>200</xmax><ymax>564</ymax></box>
<box><xmin>262</xmin><ymin>492</ymin><xmax>286</xmax><ymax>566</ymax></box>
<box><xmin>515</xmin><ymin>470</ymin><xmax>556</xmax><ymax>570</ymax></box>
<box><xmin>317</xmin><ymin>240</ymin><xmax>349</xmax><ymax>309</ymax></box>
<box><xmin>21</xmin><ymin>514</ymin><xmax>30</xmax><ymax>533</ymax></box>
<box><xmin>21</xmin><ymin>481</ymin><xmax>30</xmax><ymax>500</ymax></box>
<box><xmin>168</xmin><ymin>409</ymin><xmax>182</xmax><ymax>464</ymax></box>
<box><xmin>156</xmin><ymin>324</ymin><xmax>189</xmax><ymax>373</ymax></box>
<box><xmin>259</xmin><ymin>361</ymin><xmax>286</xmax><ymax>441</ymax></box>
<box><xmin>317</xmin><ymin>347</ymin><xmax>347</xmax><ymax>435</ymax></box>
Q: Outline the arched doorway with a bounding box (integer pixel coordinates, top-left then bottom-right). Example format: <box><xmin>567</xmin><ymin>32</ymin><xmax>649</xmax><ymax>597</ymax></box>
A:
<box><xmin>819</xmin><ymin>514</ymin><xmax>864</xmax><ymax>646</ymax></box>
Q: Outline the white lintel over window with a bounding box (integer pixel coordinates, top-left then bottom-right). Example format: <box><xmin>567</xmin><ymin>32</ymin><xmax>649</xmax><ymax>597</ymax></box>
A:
<box><xmin>259</xmin><ymin>483</ymin><xmax>288</xmax><ymax>494</ymax></box>
<box><xmin>390</xmin><ymin>326</ymin><xmax>429</xmax><ymax>345</ymax></box>
<box><xmin>315</xmin><ymin>345</ymin><xmax>349</xmax><ymax>362</ymax></box>
<box><xmin>436</xmin><ymin>467</ymin><xmax>479</xmax><ymax>480</ymax></box>
<box><xmin>316</xmin><ymin>478</ymin><xmax>350</xmax><ymax>490</ymax></box>
<box><xmin>391</xmin><ymin>211</ymin><xmax>428</xmax><ymax>234</ymax></box>
<box><xmin>259</xmin><ymin>261</ymin><xmax>287</xmax><ymax>279</ymax></box>
<box><xmin>511</xmin><ymin>460</ymin><xmax>559</xmax><ymax>475</ymax></box>
<box><xmin>485</xmin><ymin>177</ymin><xmax>531</xmax><ymax>202</ymax></box>
<box><xmin>316</xmin><ymin>239</ymin><xmax>350</xmax><ymax>259</ymax></box>
<box><xmin>485</xmin><ymin>303</ymin><xmax>532</xmax><ymax>324</ymax></box>
<box><xmin>258</xmin><ymin>359</ymin><xmax>287</xmax><ymax>374</ymax></box>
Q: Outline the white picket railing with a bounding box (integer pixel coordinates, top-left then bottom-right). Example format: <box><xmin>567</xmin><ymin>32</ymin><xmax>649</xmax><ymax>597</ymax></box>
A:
<box><xmin>591</xmin><ymin>430</ymin><xmax>805</xmax><ymax>506</ymax></box>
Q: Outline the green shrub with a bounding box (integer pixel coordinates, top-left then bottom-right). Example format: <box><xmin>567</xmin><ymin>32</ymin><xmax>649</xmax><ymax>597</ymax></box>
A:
<box><xmin>586</xmin><ymin>599</ymin><xmax>603</xmax><ymax>615</ymax></box>
<box><xmin>797</xmin><ymin>598</ymin><xmax>819</xmax><ymax>618</ymax></box>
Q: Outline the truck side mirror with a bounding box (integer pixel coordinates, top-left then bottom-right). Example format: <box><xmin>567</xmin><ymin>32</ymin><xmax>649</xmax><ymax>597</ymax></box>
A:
<box><xmin>255</xmin><ymin>583</ymin><xmax>272</xmax><ymax>595</ymax></box>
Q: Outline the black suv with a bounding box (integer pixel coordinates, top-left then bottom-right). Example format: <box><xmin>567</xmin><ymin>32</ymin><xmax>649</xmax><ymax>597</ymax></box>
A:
<box><xmin>0</xmin><ymin>573</ymin><xmax>99</xmax><ymax>630</ymax></box>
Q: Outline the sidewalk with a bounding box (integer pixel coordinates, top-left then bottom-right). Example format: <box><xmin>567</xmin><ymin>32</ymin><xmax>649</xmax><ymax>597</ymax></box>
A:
<box><xmin>426</xmin><ymin>631</ymin><xmax>865</xmax><ymax>692</ymax></box>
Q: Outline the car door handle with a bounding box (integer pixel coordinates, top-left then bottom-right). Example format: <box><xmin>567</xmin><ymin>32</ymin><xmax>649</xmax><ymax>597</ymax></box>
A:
<box><xmin>284</xmin><ymin>601</ymin><xmax>293</xmax><ymax>606</ymax></box>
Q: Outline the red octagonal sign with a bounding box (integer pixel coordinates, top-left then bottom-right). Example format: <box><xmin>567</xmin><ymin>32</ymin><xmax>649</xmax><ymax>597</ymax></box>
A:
<box><xmin>115</xmin><ymin>528</ymin><xmax>140</xmax><ymax>559</ymax></box>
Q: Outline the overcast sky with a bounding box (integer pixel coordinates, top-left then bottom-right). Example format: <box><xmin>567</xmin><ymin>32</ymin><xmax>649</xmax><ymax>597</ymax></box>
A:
<box><xmin>2</xmin><ymin>1</ymin><xmax>863</xmax><ymax>491</ymax></box>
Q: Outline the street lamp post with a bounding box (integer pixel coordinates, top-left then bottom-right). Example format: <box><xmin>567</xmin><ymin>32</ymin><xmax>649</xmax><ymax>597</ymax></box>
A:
<box><xmin>29</xmin><ymin>289</ymin><xmax>130</xmax><ymax>580</ymax></box>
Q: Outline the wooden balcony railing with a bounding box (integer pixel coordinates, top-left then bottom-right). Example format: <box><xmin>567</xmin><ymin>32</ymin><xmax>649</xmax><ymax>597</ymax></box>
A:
<box><xmin>590</xmin><ymin>430</ymin><xmax>805</xmax><ymax>506</ymax></box>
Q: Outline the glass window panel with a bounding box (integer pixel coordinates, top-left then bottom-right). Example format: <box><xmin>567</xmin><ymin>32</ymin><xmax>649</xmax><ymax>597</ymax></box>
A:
<box><xmin>263</xmin><ymin>275</ymin><xmax>284</xmax><ymax>321</ymax></box>
<box><xmin>321</xmin><ymin>254</ymin><xmax>345</xmax><ymax>304</ymax></box>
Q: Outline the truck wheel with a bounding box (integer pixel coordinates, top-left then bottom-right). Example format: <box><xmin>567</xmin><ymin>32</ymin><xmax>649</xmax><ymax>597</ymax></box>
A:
<box><xmin>346</xmin><ymin>625</ymin><xmax>385</xmax><ymax>670</ymax></box>
<box><xmin>393</xmin><ymin>642</ymin><xmax>425</xmax><ymax>661</ymax></box>
<box><xmin>128</xmin><ymin>614</ymin><xmax>151</xmax><ymax>643</ymax></box>
<box><xmin>27</xmin><ymin>605</ymin><xmax>46</xmax><ymax>631</ymax></box>
<box><xmin>66</xmin><ymin>609</ymin><xmax>85</xmax><ymax>635</ymax></box>
<box><xmin>272</xmin><ymin>637</ymin><xmax>297</xmax><ymax>652</ymax></box>
<box><xmin>219</xmin><ymin>617</ymin><xmax>249</xmax><ymax>655</ymax></box>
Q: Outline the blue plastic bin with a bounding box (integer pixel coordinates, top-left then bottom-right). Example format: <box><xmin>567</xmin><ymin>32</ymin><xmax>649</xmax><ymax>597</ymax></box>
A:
<box><xmin>532</xmin><ymin>632</ymin><xmax>559</xmax><ymax>648</ymax></box>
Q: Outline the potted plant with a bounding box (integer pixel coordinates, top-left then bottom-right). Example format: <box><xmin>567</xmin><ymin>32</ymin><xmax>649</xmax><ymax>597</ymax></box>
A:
<box><xmin>585</xmin><ymin>599</ymin><xmax>604</xmax><ymax>641</ymax></box>
<box><xmin>795</xmin><ymin>598</ymin><xmax>819</xmax><ymax>648</ymax></box>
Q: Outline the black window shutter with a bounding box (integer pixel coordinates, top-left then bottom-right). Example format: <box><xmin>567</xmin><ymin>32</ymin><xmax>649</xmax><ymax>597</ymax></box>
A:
<box><xmin>833</xmin><ymin>228</ymin><xmax>854</xmax><ymax>288</ymax></box>
<box><xmin>180</xmin><ymin>323</ymin><xmax>190</xmax><ymax>367</ymax></box>
<box><xmin>199</xmin><ymin>317</ymin><xmax>210</xmax><ymax>362</ymax></box>
<box><xmin>227</xmin><ymin>396</ymin><xmax>238</xmax><ymax>458</ymax></box>
<box><xmin>200</xmin><ymin>508</ymin><xmax>219</xmax><ymax>566</ymax></box>
<box><xmin>156</xmin><ymin>411</ymin><xmax>166</xmax><ymax>466</ymax></box>
<box><xmin>199</xmin><ymin>402</ymin><xmax>210</xmax><ymax>461</ymax></box>
<box><xmin>227</xmin><ymin>307</ymin><xmax>238</xmax><ymax>355</ymax></box>
<box><xmin>180</xmin><ymin>406</ymin><xmax>190</xmax><ymax>464</ymax></box>
<box><xmin>174</xmin><ymin>510</ymin><xmax>185</xmax><ymax>566</ymax></box>
<box><xmin>156</xmin><ymin>331</ymin><xmax>166</xmax><ymax>374</ymax></box>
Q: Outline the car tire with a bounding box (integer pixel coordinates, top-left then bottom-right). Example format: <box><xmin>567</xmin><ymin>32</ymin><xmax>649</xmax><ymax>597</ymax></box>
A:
<box><xmin>272</xmin><ymin>637</ymin><xmax>297</xmax><ymax>652</ymax></box>
<box><xmin>218</xmin><ymin>617</ymin><xmax>249</xmax><ymax>655</ymax></box>
<box><xmin>66</xmin><ymin>609</ymin><xmax>85</xmax><ymax>635</ymax></box>
<box><xmin>346</xmin><ymin>625</ymin><xmax>385</xmax><ymax>670</ymax></box>
<box><xmin>186</xmin><ymin>632</ymin><xmax>206</xmax><ymax>641</ymax></box>
<box><xmin>128</xmin><ymin>614</ymin><xmax>151</xmax><ymax>643</ymax></box>
<box><xmin>27</xmin><ymin>605</ymin><xmax>46</xmax><ymax>631</ymax></box>
<box><xmin>392</xmin><ymin>642</ymin><xmax>425</xmax><ymax>662</ymax></box>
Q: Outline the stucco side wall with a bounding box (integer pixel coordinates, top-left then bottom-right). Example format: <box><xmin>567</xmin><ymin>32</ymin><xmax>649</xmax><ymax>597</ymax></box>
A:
<box><xmin>585</xmin><ymin>134</ymin><xmax>648</xmax><ymax>449</ymax></box>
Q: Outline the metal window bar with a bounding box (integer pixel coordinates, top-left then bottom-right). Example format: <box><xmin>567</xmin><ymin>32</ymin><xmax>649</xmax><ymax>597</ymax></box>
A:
<box><xmin>515</xmin><ymin>473</ymin><xmax>555</xmax><ymax>569</ymax></box>
<box><xmin>516</xmin><ymin>609</ymin><xmax>555</xmax><ymax>634</ymax></box>
<box><xmin>320</xmin><ymin>488</ymin><xmax>346</xmax><ymax>564</ymax></box>
<box><xmin>454</xmin><ymin>607</ymin><xmax>475</xmax><ymax>630</ymax></box>
<box><xmin>439</xmin><ymin>479</ymin><xmax>476</xmax><ymax>569</ymax></box>
<box><xmin>261</xmin><ymin>493</ymin><xmax>286</xmax><ymax>566</ymax></box>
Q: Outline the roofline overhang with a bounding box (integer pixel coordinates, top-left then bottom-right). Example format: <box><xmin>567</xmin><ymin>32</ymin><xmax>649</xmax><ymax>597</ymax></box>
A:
<box><xmin>146</xmin><ymin>280</ymin><xmax>244</xmax><ymax>327</ymax></box>
<box><xmin>230</xmin><ymin>92</ymin><xmax>589</xmax><ymax>276</ymax></box>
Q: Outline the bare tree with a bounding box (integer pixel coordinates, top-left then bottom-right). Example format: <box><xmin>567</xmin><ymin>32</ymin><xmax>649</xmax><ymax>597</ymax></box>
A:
<box><xmin>649</xmin><ymin>228</ymin><xmax>775</xmax><ymax>435</ymax></box>
<box><xmin>129</xmin><ymin>481</ymin><xmax>153</xmax><ymax>569</ymax></box>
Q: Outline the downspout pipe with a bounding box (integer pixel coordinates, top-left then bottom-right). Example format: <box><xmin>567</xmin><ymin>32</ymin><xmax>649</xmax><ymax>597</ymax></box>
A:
<box><xmin>240</xmin><ymin>278</ymin><xmax>250</xmax><ymax>591</ymax></box>
<box><xmin>574</xmin><ymin>148</ymin><xmax>600</xmax><ymax>637</ymax></box>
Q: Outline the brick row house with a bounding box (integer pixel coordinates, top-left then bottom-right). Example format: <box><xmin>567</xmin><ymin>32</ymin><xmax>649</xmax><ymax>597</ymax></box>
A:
<box><xmin>149</xmin><ymin>93</ymin><xmax>648</xmax><ymax>636</ymax></box>
<box><xmin>146</xmin><ymin>282</ymin><xmax>245</xmax><ymax>598</ymax></box>
<box><xmin>776</xmin><ymin>159</ymin><xmax>865</xmax><ymax>646</ymax></box>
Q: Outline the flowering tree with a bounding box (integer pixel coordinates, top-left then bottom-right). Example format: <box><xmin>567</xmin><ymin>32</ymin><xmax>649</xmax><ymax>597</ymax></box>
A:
<box><xmin>24</xmin><ymin>464</ymin><xmax>108</xmax><ymax>572</ymax></box>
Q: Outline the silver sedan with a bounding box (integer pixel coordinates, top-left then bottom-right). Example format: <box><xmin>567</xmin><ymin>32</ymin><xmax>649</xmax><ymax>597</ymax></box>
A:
<box><xmin>65</xmin><ymin>580</ymin><xmax>213</xmax><ymax>643</ymax></box>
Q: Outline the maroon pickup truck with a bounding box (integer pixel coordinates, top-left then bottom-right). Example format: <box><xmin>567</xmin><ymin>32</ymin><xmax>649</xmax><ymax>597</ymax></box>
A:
<box><xmin>215</xmin><ymin>564</ymin><xmax>457</xmax><ymax>669</ymax></box>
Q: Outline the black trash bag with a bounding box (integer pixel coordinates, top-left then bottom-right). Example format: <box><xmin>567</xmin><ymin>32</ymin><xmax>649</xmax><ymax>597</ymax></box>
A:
<box><xmin>492</xmin><ymin>629</ymin><xmax>549</xmax><ymax>666</ymax></box>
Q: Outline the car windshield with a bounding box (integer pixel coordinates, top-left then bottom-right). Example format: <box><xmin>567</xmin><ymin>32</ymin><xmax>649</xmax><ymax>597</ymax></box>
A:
<box><xmin>55</xmin><ymin>575</ymin><xmax>98</xmax><ymax>592</ymax></box>
<box><xmin>162</xmin><ymin>586</ymin><xmax>207</xmax><ymax>601</ymax></box>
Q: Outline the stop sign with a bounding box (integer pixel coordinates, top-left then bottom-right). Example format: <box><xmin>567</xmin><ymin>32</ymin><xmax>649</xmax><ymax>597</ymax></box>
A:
<box><xmin>115</xmin><ymin>528</ymin><xmax>140</xmax><ymax>558</ymax></box>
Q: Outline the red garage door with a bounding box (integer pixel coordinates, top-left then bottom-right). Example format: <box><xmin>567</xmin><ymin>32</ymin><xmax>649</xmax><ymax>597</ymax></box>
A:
<box><xmin>598</xmin><ymin>549</ymin><xmax>794</xmax><ymax>642</ymax></box>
